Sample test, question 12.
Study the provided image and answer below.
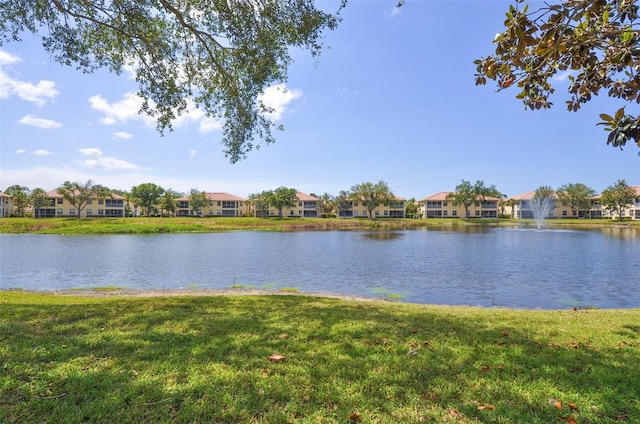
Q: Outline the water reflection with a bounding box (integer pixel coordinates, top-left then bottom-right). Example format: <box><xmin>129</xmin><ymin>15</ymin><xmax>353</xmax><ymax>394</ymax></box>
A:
<box><xmin>600</xmin><ymin>227</ymin><xmax>638</xmax><ymax>240</ymax></box>
<box><xmin>361</xmin><ymin>231</ymin><xmax>405</xmax><ymax>241</ymax></box>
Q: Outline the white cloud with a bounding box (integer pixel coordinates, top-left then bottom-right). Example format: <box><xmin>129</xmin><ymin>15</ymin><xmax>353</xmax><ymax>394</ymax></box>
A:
<box><xmin>188</xmin><ymin>149</ymin><xmax>197</xmax><ymax>159</ymax></box>
<box><xmin>18</xmin><ymin>115</ymin><xmax>62</xmax><ymax>129</ymax></box>
<box><xmin>0</xmin><ymin>50</ymin><xmax>60</xmax><ymax>106</ymax></box>
<box><xmin>259</xmin><ymin>84</ymin><xmax>302</xmax><ymax>120</ymax></box>
<box><xmin>33</xmin><ymin>149</ymin><xmax>54</xmax><ymax>156</ymax></box>
<box><xmin>16</xmin><ymin>149</ymin><xmax>27</xmax><ymax>154</ymax></box>
<box><xmin>88</xmin><ymin>92</ymin><xmax>154</xmax><ymax>126</ymax></box>
<box><xmin>79</xmin><ymin>147</ymin><xmax>139</xmax><ymax>170</ymax></box>
<box><xmin>0</xmin><ymin>50</ymin><xmax>20</xmax><ymax>65</ymax></box>
<box><xmin>112</xmin><ymin>131</ymin><xmax>133</xmax><ymax>139</ymax></box>
<box><xmin>198</xmin><ymin>117</ymin><xmax>223</xmax><ymax>133</ymax></box>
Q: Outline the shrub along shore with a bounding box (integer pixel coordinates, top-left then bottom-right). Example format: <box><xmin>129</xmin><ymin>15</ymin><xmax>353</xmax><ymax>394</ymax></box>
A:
<box><xmin>1</xmin><ymin>292</ymin><xmax>639</xmax><ymax>423</ymax></box>
<box><xmin>1</xmin><ymin>216</ymin><xmax>638</xmax><ymax>234</ymax></box>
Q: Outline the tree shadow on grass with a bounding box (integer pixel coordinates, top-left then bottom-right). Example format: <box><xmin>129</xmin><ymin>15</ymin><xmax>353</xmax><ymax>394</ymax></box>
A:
<box><xmin>1</xmin><ymin>294</ymin><xmax>639</xmax><ymax>422</ymax></box>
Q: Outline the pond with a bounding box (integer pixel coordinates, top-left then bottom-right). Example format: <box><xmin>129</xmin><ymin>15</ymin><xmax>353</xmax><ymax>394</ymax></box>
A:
<box><xmin>1</xmin><ymin>227</ymin><xmax>638</xmax><ymax>309</ymax></box>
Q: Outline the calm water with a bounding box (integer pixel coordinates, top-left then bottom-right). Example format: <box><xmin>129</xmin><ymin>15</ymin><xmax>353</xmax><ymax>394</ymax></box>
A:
<box><xmin>1</xmin><ymin>227</ymin><xmax>638</xmax><ymax>309</ymax></box>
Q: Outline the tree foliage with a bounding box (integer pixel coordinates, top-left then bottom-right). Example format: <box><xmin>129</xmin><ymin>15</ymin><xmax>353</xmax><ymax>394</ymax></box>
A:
<box><xmin>475</xmin><ymin>0</ymin><xmax>640</xmax><ymax>151</ymax></box>
<box><xmin>446</xmin><ymin>180</ymin><xmax>502</xmax><ymax>217</ymax></box>
<box><xmin>0</xmin><ymin>0</ymin><xmax>344</xmax><ymax>163</ymax></box>
<box><xmin>334</xmin><ymin>190</ymin><xmax>352</xmax><ymax>218</ymax></box>
<box><xmin>266</xmin><ymin>186</ymin><xmax>298</xmax><ymax>218</ymax></box>
<box><xmin>556</xmin><ymin>182</ymin><xmax>596</xmax><ymax>217</ymax></box>
<box><xmin>188</xmin><ymin>189</ymin><xmax>209</xmax><ymax>216</ymax></box>
<box><xmin>30</xmin><ymin>188</ymin><xmax>50</xmax><ymax>218</ymax></box>
<box><xmin>349</xmin><ymin>181</ymin><xmax>394</xmax><ymax>219</ymax></box>
<box><xmin>600</xmin><ymin>179</ymin><xmax>637</xmax><ymax>218</ymax></box>
<box><xmin>4</xmin><ymin>185</ymin><xmax>30</xmax><ymax>217</ymax></box>
<box><xmin>131</xmin><ymin>183</ymin><xmax>164</xmax><ymax>216</ymax></box>
<box><xmin>57</xmin><ymin>180</ymin><xmax>111</xmax><ymax>218</ymax></box>
<box><xmin>247</xmin><ymin>191</ymin><xmax>271</xmax><ymax>218</ymax></box>
<box><xmin>158</xmin><ymin>190</ymin><xmax>180</xmax><ymax>217</ymax></box>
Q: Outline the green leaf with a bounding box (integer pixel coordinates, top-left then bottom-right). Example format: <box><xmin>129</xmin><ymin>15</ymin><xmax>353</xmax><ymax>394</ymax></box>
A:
<box><xmin>599</xmin><ymin>113</ymin><xmax>614</xmax><ymax>122</ymax></box>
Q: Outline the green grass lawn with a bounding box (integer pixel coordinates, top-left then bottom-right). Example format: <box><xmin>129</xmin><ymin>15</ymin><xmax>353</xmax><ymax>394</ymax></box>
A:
<box><xmin>1</xmin><ymin>292</ymin><xmax>638</xmax><ymax>423</ymax></box>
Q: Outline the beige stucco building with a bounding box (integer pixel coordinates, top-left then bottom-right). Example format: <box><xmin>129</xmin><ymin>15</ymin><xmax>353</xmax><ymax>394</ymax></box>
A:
<box><xmin>33</xmin><ymin>190</ymin><xmax>126</xmax><ymax>218</ymax></box>
<box><xmin>0</xmin><ymin>193</ymin><xmax>13</xmax><ymax>218</ymax></box>
<box><xmin>176</xmin><ymin>192</ymin><xmax>246</xmax><ymax>217</ymax></box>
<box><xmin>417</xmin><ymin>192</ymin><xmax>500</xmax><ymax>219</ymax></box>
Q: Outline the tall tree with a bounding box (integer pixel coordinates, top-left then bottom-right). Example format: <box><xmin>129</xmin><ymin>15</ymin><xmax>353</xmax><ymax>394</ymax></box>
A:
<box><xmin>1</xmin><ymin>1</ymin><xmax>344</xmax><ymax>162</ymax></box>
<box><xmin>247</xmin><ymin>191</ymin><xmax>271</xmax><ymax>218</ymax></box>
<box><xmin>189</xmin><ymin>189</ymin><xmax>210</xmax><ymax>217</ymax></box>
<box><xmin>556</xmin><ymin>183</ymin><xmax>596</xmax><ymax>218</ymax></box>
<box><xmin>30</xmin><ymin>188</ymin><xmax>50</xmax><ymax>218</ymax></box>
<box><xmin>57</xmin><ymin>180</ymin><xmax>111</xmax><ymax>218</ymax></box>
<box><xmin>131</xmin><ymin>183</ymin><xmax>164</xmax><ymax>216</ymax></box>
<box><xmin>504</xmin><ymin>198</ymin><xmax>519</xmax><ymax>218</ymax></box>
<box><xmin>475</xmin><ymin>1</ymin><xmax>640</xmax><ymax>151</ymax></box>
<box><xmin>446</xmin><ymin>180</ymin><xmax>501</xmax><ymax>218</ymax></box>
<box><xmin>600</xmin><ymin>179</ymin><xmax>637</xmax><ymax>219</ymax></box>
<box><xmin>313</xmin><ymin>192</ymin><xmax>334</xmax><ymax>217</ymax></box>
<box><xmin>266</xmin><ymin>187</ymin><xmax>298</xmax><ymax>218</ymax></box>
<box><xmin>405</xmin><ymin>197</ymin><xmax>419</xmax><ymax>219</ymax></box>
<box><xmin>334</xmin><ymin>190</ymin><xmax>352</xmax><ymax>219</ymax></box>
<box><xmin>349</xmin><ymin>181</ymin><xmax>394</xmax><ymax>219</ymax></box>
<box><xmin>158</xmin><ymin>190</ymin><xmax>180</xmax><ymax>217</ymax></box>
<box><xmin>4</xmin><ymin>185</ymin><xmax>30</xmax><ymax>217</ymax></box>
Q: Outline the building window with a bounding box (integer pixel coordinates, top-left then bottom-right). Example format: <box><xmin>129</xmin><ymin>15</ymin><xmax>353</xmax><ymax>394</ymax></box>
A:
<box><xmin>452</xmin><ymin>210</ymin><xmax>457</xmax><ymax>217</ymax></box>
<box><xmin>384</xmin><ymin>210</ymin><xmax>388</xmax><ymax>216</ymax></box>
<box><xmin>98</xmin><ymin>199</ymin><xmax>104</xmax><ymax>205</ymax></box>
<box><xmin>475</xmin><ymin>210</ymin><xmax>480</xmax><ymax>216</ymax></box>
<box><xmin>57</xmin><ymin>198</ymin><xmax>63</xmax><ymax>204</ymax></box>
<box><xmin>57</xmin><ymin>208</ymin><xmax>63</xmax><ymax>215</ymax></box>
<box><xmin>443</xmin><ymin>210</ymin><xmax>448</xmax><ymax>217</ymax></box>
<box><xmin>87</xmin><ymin>209</ymin><xmax>93</xmax><ymax>215</ymax></box>
<box><xmin>98</xmin><ymin>209</ymin><xmax>104</xmax><ymax>215</ymax></box>
<box><xmin>375</xmin><ymin>210</ymin><xmax>380</xmax><ymax>216</ymax></box>
<box><xmin>354</xmin><ymin>210</ymin><xmax>358</xmax><ymax>216</ymax></box>
<box><xmin>69</xmin><ymin>209</ymin><xmax>76</xmax><ymax>215</ymax></box>
<box><xmin>87</xmin><ymin>199</ymin><xmax>92</xmax><ymax>205</ymax></box>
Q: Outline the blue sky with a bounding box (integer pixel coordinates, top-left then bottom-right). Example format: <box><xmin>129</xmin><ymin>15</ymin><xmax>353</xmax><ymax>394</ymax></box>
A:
<box><xmin>1</xmin><ymin>0</ymin><xmax>638</xmax><ymax>200</ymax></box>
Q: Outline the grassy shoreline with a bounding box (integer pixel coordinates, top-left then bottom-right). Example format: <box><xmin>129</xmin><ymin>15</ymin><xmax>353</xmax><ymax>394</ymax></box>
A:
<box><xmin>1</xmin><ymin>292</ymin><xmax>639</xmax><ymax>423</ymax></box>
<box><xmin>1</xmin><ymin>216</ymin><xmax>638</xmax><ymax>234</ymax></box>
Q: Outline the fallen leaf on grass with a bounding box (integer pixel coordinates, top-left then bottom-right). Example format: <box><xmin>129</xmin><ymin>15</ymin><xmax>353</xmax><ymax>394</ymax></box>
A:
<box><xmin>449</xmin><ymin>409</ymin><xmax>461</xmax><ymax>418</ymax></box>
<box><xmin>477</xmin><ymin>404</ymin><xmax>495</xmax><ymax>411</ymax></box>
<box><xmin>568</xmin><ymin>403</ymin><xmax>578</xmax><ymax>410</ymax></box>
<box><xmin>501</xmin><ymin>330</ymin><xmax>509</xmax><ymax>336</ymax></box>
<box><xmin>268</xmin><ymin>353</ymin><xmax>285</xmax><ymax>362</ymax></box>
<box><xmin>561</xmin><ymin>417</ymin><xmax>578</xmax><ymax>424</ymax></box>
<box><xmin>480</xmin><ymin>365</ymin><xmax>490</xmax><ymax>372</ymax></box>
<box><xmin>132</xmin><ymin>369</ymin><xmax>139</xmax><ymax>376</ymax></box>
<box><xmin>348</xmin><ymin>412</ymin><xmax>360</xmax><ymax>421</ymax></box>
<box><xmin>548</xmin><ymin>398</ymin><xmax>562</xmax><ymax>409</ymax></box>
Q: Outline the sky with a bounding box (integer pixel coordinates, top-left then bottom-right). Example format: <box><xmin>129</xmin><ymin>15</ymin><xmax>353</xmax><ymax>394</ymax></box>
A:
<box><xmin>1</xmin><ymin>0</ymin><xmax>638</xmax><ymax>200</ymax></box>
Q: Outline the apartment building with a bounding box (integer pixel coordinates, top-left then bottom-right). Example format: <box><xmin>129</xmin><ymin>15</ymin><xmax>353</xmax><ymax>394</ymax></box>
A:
<box><xmin>337</xmin><ymin>196</ymin><xmax>406</xmax><ymax>218</ymax></box>
<box><xmin>589</xmin><ymin>186</ymin><xmax>640</xmax><ymax>220</ymax></box>
<box><xmin>176</xmin><ymin>192</ymin><xmax>246</xmax><ymax>217</ymax></box>
<box><xmin>417</xmin><ymin>192</ymin><xmax>500</xmax><ymax>218</ymax></box>
<box><xmin>0</xmin><ymin>193</ymin><xmax>13</xmax><ymax>218</ymax></box>
<box><xmin>34</xmin><ymin>190</ymin><xmax>126</xmax><ymax>218</ymax></box>
<box><xmin>508</xmin><ymin>187</ymin><xmax>640</xmax><ymax>220</ymax></box>
<box><xmin>254</xmin><ymin>192</ymin><xmax>319</xmax><ymax>218</ymax></box>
